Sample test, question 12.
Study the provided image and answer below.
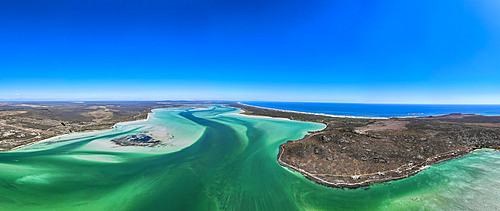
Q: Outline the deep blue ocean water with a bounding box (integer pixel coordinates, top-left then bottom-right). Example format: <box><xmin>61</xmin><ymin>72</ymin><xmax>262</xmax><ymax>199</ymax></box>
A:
<box><xmin>242</xmin><ymin>101</ymin><xmax>500</xmax><ymax>118</ymax></box>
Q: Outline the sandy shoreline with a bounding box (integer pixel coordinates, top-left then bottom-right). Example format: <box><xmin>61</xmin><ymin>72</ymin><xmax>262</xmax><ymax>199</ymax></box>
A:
<box><xmin>237</xmin><ymin>102</ymin><xmax>388</xmax><ymax>120</ymax></box>
<box><xmin>2</xmin><ymin>109</ymin><xmax>158</xmax><ymax>152</ymax></box>
<box><xmin>3</xmin><ymin>106</ymin><xmax>214</xmax><ymax>152</ymax></box>
<box><xmin>229</xmin><ymin>106</ymin><xmax>328</xmax><ymax>132</ymax></box>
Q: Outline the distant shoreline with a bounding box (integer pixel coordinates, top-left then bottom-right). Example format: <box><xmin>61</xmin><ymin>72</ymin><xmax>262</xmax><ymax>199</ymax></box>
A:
<box><xmin>240</xmin><ymin>102</ymin><xmax>500</xmax><ymax>118</ymax></box>
<box><xmin>237</xmin><ymin>102</ymin><xmax>388</xmax><ymax>120</ymax></box>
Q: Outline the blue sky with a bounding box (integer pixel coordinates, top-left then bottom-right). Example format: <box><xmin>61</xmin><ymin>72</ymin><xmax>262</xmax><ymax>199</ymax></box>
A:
<box><xmin>1</xmin><ymin>0</ymin><xmax>500</xmax><ymax>103</ymax></box>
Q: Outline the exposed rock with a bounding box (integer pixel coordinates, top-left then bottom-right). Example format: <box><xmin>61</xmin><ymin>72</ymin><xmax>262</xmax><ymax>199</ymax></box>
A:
<box><xmin>111</xmin><ymin>133</ymin><xmax>169</xmax><ymax>147</ymax></box>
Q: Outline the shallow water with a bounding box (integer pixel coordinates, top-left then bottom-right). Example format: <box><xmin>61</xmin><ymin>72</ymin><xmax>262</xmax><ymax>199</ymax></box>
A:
<box><xmin>1</xmin><ymin>106</ymin><xmax>499</xmax><ymax>210</ymax></box>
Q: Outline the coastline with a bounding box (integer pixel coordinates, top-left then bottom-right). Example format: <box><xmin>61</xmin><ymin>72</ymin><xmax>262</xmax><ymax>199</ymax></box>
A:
<box><xmin>239</xmin><ymin>102</ymin><xmax>500</xmax><ymax>119</ymax></box>
<box><xmin>5</xmin><ymin>103</ymin><xmax>499</xmax><ymax>189</ymax></box>
<box><xmin>111</xmin><ymin>108</ymin><xmax>153</xmax><ymax>128</ymax></box>
<box><xmin>3</xmin><ymin>105</ymin><xmax>227</xmax><ymax>152</ymax></box>
<box><xmin>277</xmin><ymin>143</ymin><xmax>482</xmax><ymax>189</ymax></box>
<box><xmin>2</xmin><ymin>108</ymin><xmax>158</xmax><ymax>152</ymax></box>
<box><xmin>229</xmin><ymin>105</ymin><xmax>328</xmax><ymax>131</ymax></box>
<box><xmin>237</xmin><ymin>102</ymin><xmax>388</xmax><ymax>120</ymax></box>
<box><xmin>231</xmin><ymin>102</ymin><xmax>500</xmax><ymax>189</ymax></box>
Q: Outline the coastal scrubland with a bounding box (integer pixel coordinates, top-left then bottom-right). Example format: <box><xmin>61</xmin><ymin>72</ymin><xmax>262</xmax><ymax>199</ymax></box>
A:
<box><xmin>230</xmin><ymin>103</ymin><xmax>500</xmax><ymax>188</ymax></box>
<box><xmin>0</xmin><ymin>101</ymin><xmax>213</xmax><ymax>151</ymax></box>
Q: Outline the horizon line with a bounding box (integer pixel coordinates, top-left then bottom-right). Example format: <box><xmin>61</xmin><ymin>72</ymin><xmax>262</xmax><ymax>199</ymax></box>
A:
<box><xmin>1</xmin><ymin>99</ymin><xmax>500</xmax><ymax>105</ymax></box>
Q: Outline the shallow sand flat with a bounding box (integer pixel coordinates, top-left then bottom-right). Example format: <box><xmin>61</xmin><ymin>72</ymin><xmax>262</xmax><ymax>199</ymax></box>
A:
<box><xmin>66</xmin><ymin>154</ymin><xmax>124</xmax><ymax>163</ymax></box>
<box><xmin>75</xmin><ymin>108</ymin><xmax>207</xmax><ymax>154</ymax></box>
<box><xmin>9</xmin><ymin>130</ymin><xmax>112</xmax><ymax>153</ymax></box>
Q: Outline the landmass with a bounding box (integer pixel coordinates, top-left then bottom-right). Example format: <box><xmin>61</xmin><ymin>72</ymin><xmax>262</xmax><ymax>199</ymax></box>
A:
<box><xmin>3</xmin><ymin>101</ymin><xmax>500</xmax><ymax>189</ymax></box>
<box><xmin>229</xmin><ymin>103</ymin><xmax>500</xmax><ymax>188</ymax></box>
<box><xmin>0</xmin><ymin>101</ymin><xmax>215</xmax><ymax>151</ymax></box>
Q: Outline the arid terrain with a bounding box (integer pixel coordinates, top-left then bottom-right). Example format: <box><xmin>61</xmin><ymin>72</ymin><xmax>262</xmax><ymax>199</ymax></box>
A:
<box><xmin>230</xmin><ymin>103</ymin><xmax>500</xmax><ymax>188</ymax></box>
<box><xmin>3</xmin><ymin>101</ymin><xmax>500</xmax><ymax>188</ymax></box>
<box><xmin>0</xmin><ymin>101</ymin><xmax>214</xmax><ymax>151</ymax></box>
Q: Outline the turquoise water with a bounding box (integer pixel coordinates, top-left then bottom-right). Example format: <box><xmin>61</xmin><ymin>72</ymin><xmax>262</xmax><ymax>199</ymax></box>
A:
<box><xmin>0</xmin><ymin>106</ymin><xmax>499</xmax><ymax>210</ymax></box>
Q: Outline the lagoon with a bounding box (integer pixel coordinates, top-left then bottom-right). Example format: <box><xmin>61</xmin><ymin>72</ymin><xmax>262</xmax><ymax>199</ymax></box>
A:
<box><xmin>0</xmin><ymin>105</ymin><xmax>499</xmax><ymax>210</ymax></box>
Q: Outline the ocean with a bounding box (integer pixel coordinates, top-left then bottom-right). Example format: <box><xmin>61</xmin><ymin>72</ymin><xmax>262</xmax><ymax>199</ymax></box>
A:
<box><xmin>243</xmin><ymin>101</ymin><xmax>500</xmax><ymax>117</ymax></box>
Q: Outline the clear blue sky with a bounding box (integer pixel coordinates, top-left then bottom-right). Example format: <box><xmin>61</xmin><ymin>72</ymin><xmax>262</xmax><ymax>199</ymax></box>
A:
<box><xmin>1</xmin><ymin>0</ymin><xmax>500</xmax><ymax>103</ymax></box>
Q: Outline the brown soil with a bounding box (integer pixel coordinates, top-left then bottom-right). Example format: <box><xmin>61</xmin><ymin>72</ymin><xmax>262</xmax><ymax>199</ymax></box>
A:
<box><xmin>229</xmin><ymin>103</ymin><xmax>500</xmax><ymax>188</ymax></box>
